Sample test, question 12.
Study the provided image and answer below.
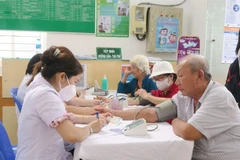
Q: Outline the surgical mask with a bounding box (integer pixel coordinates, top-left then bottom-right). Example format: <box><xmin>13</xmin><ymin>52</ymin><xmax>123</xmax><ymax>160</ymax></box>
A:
<box><xmin>59</xmin><ymin>76</ymin><xmax>76</xmax><ymax>102</ymax></box>
<box><xmin>156</xmin><ymin>77</ymin><xmax>170</xmax><ymax>91</ymax></box>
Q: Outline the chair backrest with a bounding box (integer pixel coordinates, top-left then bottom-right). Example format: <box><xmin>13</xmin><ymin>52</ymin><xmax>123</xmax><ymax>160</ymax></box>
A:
<box><xmin>0</xmin><ymin>151</ymin><xmax>5</xmax><ymax>160</ymax></box>
<box><xmin>0</xmin><ymin>122</ymin><xmax>15</xmax><ymax>160</ymax></box>
<box><xmin>9</xmin><ymin>88</ymin><xmax>22</xmax><ymax>112</ymax></box>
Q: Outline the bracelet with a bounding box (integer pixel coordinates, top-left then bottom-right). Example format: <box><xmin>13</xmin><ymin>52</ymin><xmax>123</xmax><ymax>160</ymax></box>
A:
<box><xmin>87</xmin><ymin>125</ymin><xmax>93</xmax><ymax>135</ymax></box>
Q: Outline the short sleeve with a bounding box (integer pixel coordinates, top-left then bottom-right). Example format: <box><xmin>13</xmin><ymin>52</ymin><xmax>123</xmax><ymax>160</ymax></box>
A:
<box><xmin>188</xmin><ymin>89</ymin><xmax>235</xmax><ymax>139</ymax></box>
<box><xmin>35</xmin><ymin>90</ymin><xmax>67</xmax><ymax>126</ymax></box>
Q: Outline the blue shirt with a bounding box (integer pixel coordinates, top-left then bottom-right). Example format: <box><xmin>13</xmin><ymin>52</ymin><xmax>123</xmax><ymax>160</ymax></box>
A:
<box><xmin>117</xmin><ymin>74</ymin><xmax>157</xmax><ymax>97</ymax></box>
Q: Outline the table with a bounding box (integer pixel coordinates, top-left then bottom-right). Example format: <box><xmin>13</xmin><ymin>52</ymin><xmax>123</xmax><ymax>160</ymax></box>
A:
<box><xmin>74</xmin><ymin>121</ymin><xmax>194</xmax><ymax>160</ymax></box>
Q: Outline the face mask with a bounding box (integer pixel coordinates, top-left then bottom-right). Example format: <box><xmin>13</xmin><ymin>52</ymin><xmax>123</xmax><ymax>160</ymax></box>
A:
<box><xmin>59</xmin><ymin>76</ymin><xmax>76</xmax><ymax>102</ymax></box>
<box><xmin>156</xmin><ymin>77</ymin><xmax>170</xmax><ymax>91</ymax></box>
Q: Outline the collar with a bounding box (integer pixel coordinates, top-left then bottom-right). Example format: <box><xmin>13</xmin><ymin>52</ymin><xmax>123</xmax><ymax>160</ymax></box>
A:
<box><xmin>198</xmin><ymin>80</ymin><xmax>214</xmax><ymax>106</ymax></box>
<box><xmin>34</xmin><ymin>73</ymin><xmax>57</xmax><ymax>92</ymax></box>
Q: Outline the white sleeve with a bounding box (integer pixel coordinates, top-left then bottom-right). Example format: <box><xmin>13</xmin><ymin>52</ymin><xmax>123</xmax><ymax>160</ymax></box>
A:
<box><xmin>35</xmin><ymin>91</ymin><xmax>67</xmax><ymax>126</ymax></box>
<box><xmin>188</xmin><ymin>90</ymin><xmax>235</xmax><ymax>139</ymax></box>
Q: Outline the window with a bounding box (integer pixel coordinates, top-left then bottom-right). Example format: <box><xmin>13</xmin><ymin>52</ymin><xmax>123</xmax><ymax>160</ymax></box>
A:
<box><xmin>0</xmin><ymin>30</ymin><xmax>47</xmax><ymax>58</ymax></box>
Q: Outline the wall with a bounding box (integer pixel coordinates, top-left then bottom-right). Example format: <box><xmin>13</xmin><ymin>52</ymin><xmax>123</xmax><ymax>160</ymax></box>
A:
<box><xmin>47</xmin><ymin>0</ymin><xmax>207</xmax><ymax>61</ymax></box>
<box><xmin>205</xmin><ymin>0</ymin><xmax>230</xmax><ymax>84</ymax></box>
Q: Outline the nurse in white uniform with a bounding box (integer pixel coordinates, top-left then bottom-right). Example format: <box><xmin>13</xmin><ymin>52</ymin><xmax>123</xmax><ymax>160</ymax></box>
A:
<box><xmin>16</xmin><ymin>46</ymin><xmax>105</xmax><ymax>160</ymax></box>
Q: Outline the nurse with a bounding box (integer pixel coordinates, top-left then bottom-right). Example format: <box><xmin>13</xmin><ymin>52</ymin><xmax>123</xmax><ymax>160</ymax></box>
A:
<box><xmin>16</xmin><ymin>46</ymin><xmax>106</xmax><ymax>160</ymax></box>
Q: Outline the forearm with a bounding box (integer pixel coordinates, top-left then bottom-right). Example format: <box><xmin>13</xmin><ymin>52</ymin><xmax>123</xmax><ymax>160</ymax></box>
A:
<box><xmin>172</xmin><ymin>118</ymin><xmax>203</xmax><ymax>140</ymax></box>
<box><xmin>56</xmin><ymin>120</ymin><xmax>91</xmax><ymax>143</ymax></box>
<box><xmin>65</xmin><ymin>105</ymin><xmax>96</xmax><ymax>115</ymax></box>
<box><xmin>172</xmin><ymin>118</ymin><xmax>189</xmax><ymax>139</ymax></box>
<box><xmin>112</xmin><ymin>108</ymin><xmax>158</xmax><ymax>123</ymax></box>
<box><xmin>145</xmin><ymin>95</ymin><xmax>169</xmax><ymax>105</ymax></box>
<box><xmin>121</xmin><ymin>74</ymin><xmax>128</xmax><ymax>83</ymax></box>
<box><xmin>74</xmin><ymin>114</ymin><xmax>96</xmax><ymax>124</ymax></box>
<box><xmin>67</xmin><ymin>97</ymin><xmax>99</xmax><ymax>107</ymax></box>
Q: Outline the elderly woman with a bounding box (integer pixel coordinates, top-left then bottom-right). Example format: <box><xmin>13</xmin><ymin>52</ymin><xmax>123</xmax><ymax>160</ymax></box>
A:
<box><xmin>117</xmin><ymin>55</ymin><xmax>157</xmax><ymax>97</ymax></box>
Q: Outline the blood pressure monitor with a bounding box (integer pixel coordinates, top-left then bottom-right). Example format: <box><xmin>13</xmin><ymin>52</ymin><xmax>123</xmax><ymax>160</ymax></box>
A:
<box><xmin>122</xmin><ymin>118</ymin><xmax>147</xmax><ymax>136</ymax></box>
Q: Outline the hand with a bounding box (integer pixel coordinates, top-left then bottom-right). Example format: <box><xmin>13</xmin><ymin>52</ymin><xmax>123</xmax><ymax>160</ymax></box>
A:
<box><xmin>135</xmin><ymin>89</ymin><xmax>149</xmax><ymax>99</ymax></box>
<box><xmin>88</xmin><ymin>119</ymin><xmax>105</xmax><ymax>133</ymax></box>
<box><xmin>94</xmin><ymin>106</ymin><xmax>113</xmax><ymax>114</ymax></box>
<box><xmin>96</xmin><ymin>96</ymin><xmax>110</xmax><ymax>103</ymax></box>
<box><xmin>100</xmin><ymin>112</ymin><xmax>112</xmax><ymax>118</ymax></box>
<box><xmin>124</xmin><ymin>66</ymin><xmax>132</xmax><ymax>76</ymax></box>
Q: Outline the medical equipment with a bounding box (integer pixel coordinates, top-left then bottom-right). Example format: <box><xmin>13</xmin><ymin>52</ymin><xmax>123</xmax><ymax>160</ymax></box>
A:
<box><xmin>122</xmin><ymin>118</ymin><xmax>147</xmax><ymax>136</ymax></box>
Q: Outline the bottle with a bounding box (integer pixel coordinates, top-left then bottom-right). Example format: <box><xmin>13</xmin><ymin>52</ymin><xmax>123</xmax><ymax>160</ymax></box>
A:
<box><xmin>101</xmin><ymin>74</ymin><xmax>108</xmax><ymax>90</ymax></box>
<box><xmin>35</xmin><ymin>38</ymin><xmax>41</xmax><ymax>52</ymax></box>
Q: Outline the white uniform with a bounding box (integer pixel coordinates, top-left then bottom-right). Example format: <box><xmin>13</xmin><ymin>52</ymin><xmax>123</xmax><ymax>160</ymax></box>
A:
<box><xmin>17</xmin><ymin>74</ymin><xmax>31</xmax><ymax>104</ymax></box>
<box><xmin>16</xmin><ymin>74</ymin><xmax>72</xmax><ymax>160</ymax></box>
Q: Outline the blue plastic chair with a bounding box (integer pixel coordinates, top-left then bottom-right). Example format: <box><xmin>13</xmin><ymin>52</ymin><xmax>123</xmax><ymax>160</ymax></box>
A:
<box><xmin>0</xmin><ymin>122</ymin><xmax>15</xmax><ymax>160</ymax></box>
<box><xmin>9</xmin><ymin>88</ymin><xmax>22</xmax><ymax>113</ymax></box>
<box><xmin>0</xmin><ymin>152</ymin><xmax>5</xmax><ymax>160</ymax></box>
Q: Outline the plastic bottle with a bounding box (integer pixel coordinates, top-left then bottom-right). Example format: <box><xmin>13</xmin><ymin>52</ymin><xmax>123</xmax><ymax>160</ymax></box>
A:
<box><xmin>101</xmin><ymin>74</ymin><xmax>108</xmax><ymax>90</ymax></box>
<box><xmin>35</xmin><ymin>38</ymin><xmax>41</xmax><ymax>51</ymax></box>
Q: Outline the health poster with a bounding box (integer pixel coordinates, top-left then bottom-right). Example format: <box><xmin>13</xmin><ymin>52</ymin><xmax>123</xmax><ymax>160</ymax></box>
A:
<box><xmin>224</xmin><ymin>0</ymin><xmax>240</xmax><ymax>27</ymax></box>
<box><xmin>96</xmin><ymin>0</ymin><xmax>129</xmax><ymax>37</ymax></box>
<box><xmin>155</xmin><ymin>17</ymin><xmax>179</xmax><ymax>52</ymax></box>
<box><xmin>177</xmin><ymin>36</ymin><xmax>200</xmax><ymax>63</ymax></box>
<box><xmin>222</xmin><ymin>27</ymin><xmax>239</xmax><ymax>63</ymax></box>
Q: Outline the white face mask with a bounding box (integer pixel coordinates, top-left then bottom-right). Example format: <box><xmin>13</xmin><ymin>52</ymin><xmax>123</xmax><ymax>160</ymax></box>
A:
<box><xmin>59</xmin><ymin>76</ymin><xmax>76</xmax><ymax>102</ymax></box>
<box><xmin>156</xmin><ymin>77</ymin><xmax>170</xmax><ymax>91</ymax></box>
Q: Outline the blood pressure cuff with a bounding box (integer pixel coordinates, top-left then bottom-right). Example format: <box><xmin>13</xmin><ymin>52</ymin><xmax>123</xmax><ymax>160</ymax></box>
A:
<box><xmin>154</xmin><ymin>99</ymin><xmax>177</xmax><ymax>122</ymax></box>
<box><xmin>138</xmin><ymin>96</ymin><xmax>155</xmax><ymax>106</ymax></box>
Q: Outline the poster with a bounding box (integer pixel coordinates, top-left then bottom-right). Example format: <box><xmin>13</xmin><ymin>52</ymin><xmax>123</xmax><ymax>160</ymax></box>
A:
<box><xmin>155</xmin><ymin>17</ymin><xmax>179</xmax><ymax>52</ymax></box>
<box><xmin>225</xmin><ymin>0</ymin><xmax>240</xmax><ymax>27</ymax></box>
<box><xmin>177</xmin><ymin>36</ymin><xmax>200</xmax><ymax>63</ymax></box>
<box><xmin>96</xmin><ymin>0</ymin><xmax>129</xmax><ymax>37</ymax></box>
<box><xmin>222</xmin><ymin>27</ymin><xmax>239</xmax><ymax>63</ymax></box>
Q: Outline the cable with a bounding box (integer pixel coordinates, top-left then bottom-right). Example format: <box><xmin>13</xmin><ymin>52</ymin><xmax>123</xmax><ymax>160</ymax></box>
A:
<box><xmin>138</xmin><ymin>0</ymin><xmax>187</xmax><ymax>7</ymax></box>
<box><xmin>133</xmin><ymin>106</ymin><xmax>159</xmax><ymax>132</ymax></box>
<box><xmin>136</xmin><ymin>34</ymin><xmax>146</xmax><ymax>41</ymax></box>
<box><xmin>134</xmin><ymin>106</ymin><xmax>152</xmax><ymax>120</ymax></box>
<box><xmin>147</xmin><ymin>124</ymin><xmax>158</xmax><ymax>131</ymax></box>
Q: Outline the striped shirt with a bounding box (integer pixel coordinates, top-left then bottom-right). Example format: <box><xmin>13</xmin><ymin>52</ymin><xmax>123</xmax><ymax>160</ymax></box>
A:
<box><xmin>172</xmin><ymin>81</ymin><xmax>240</xmax><ymax>160</ymax></box>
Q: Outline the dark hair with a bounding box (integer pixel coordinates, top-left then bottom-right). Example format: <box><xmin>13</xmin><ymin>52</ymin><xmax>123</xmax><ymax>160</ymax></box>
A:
<box><xmin>28</xmin><ymin>46</ymin><xmax>83</xmax><ymax>85</ymax></box>
<box><xmin>25</xmin><ymin>54</ymin><xmax>42</xmax><ymax>75</ymax></box>
<box><xmin>165</xmin><ymin>73</ymin><xmax>177</xmax><ymax>82</ymax></box>
<box><xmin>236</xmin><ymin>30</ymin><xmax>240</xmax><ymax>55</ymax></box>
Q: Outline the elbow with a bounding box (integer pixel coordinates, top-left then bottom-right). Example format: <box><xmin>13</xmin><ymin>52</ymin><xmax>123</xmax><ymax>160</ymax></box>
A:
<box><xmin>145</xmin><ymin>108</ymin><xmax>158</xmax><ymax>123</ymax></box>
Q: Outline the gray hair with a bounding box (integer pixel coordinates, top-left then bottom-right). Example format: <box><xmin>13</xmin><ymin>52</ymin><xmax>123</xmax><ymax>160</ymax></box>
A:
<box><xmin>180</xmin><ymin>54</ymin><xmax>212</xmax><ymax>81</ymax></box>
<box><xmin>130</xmin><ymin>55</ymin><xmax>150</xmax><ymax>74</ymax></box>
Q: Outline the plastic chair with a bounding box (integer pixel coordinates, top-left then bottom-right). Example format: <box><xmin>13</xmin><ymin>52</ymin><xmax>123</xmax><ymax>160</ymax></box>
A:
<box><xmin>0</xmin><ymin>152</ymin><xmax>5</xmax><ymax>160</ymax></box>
<box><xmin>0</xmin><ymin>122</ymin><xmax>15</xmax><ymax>160</ymax></box>
<box><xmin>9</xmin><ymin>88</ymin><xmax>22</xmax><ymax>112</ymax></box>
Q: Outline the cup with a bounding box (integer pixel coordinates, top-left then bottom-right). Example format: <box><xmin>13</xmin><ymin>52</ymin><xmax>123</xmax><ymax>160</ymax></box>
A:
<box><xmin>109</xmin><ymin>98</ymin><xmax>123</xmax><ymax>110</ymax></box>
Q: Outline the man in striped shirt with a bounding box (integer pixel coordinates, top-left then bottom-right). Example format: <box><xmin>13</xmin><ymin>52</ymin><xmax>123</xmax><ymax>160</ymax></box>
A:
<box><xmin>172</xmin><ymin>54</ymin><xmax>240</xmax><ymax>160</ymax></box>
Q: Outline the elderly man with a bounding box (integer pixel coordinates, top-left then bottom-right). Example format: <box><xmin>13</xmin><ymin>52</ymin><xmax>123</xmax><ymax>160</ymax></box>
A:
<box><xmin>97</xmin><ymin>54</ymin><xmax>240</xmax><ymax>159</ymax></box>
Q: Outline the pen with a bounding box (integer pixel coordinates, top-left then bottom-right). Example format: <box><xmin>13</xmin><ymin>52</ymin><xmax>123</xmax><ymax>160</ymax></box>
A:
<box><xmin>96</xmin><ymin>112</ymin><xmax>99</xmax><ymax>119</ymax></box>
<box><xmin>133</xmin><ymin>95</ymin><xmax>139</xmax><ymax>101</ymax></box>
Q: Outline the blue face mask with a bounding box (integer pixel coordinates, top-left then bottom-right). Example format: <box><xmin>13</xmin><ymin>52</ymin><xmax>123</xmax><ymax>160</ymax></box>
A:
<box><xmin>59</xmin><ymin>76</ymin><xmax>76</xmax><ymax>102</ymax></box>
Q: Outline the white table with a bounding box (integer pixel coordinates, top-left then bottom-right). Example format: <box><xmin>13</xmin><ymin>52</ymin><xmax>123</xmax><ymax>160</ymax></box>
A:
<box><xmin>74</xmin><ymin>121</ymin><xmax>194</xmax><ymax>160</ymax></box>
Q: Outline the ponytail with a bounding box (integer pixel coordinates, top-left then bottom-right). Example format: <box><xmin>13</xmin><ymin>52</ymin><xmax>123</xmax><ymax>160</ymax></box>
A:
<box><xmin>27</xmin><ymin>61</ymin><xmax>42</xmax><ymax>86</ymax></box>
